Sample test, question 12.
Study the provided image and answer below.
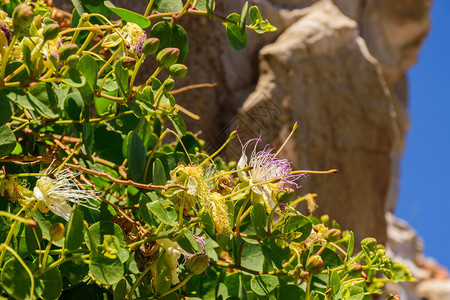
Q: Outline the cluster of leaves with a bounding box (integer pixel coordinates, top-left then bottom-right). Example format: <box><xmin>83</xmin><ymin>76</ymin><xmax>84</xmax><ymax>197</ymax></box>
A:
<box><xmin>0</xmin><ymin>0</ymin><xmax>411</xmax><ymax>299</ymax></box>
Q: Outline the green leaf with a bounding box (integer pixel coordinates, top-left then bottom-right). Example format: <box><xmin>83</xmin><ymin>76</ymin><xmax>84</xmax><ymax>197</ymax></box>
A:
<box><xmin>225</xmin><ymin>13</ymin><xmax>247</xmax><ymax>51</ymax></box>
<box><xmin>1</xmin><ymin>258</ymin><xmax>35</xmax><ymax>300</ymax></box>
<box><xmin>177</xmin><ymin>231</ymin><xmax>199</xmax><ymax>254</ymax></box>
<box><xmin>169</xmin><ymin>113</ymin><xmax>186</xmax><ymax>136</ymax></box>
<box><xmin>249</xmin><ymin>6</ymin><xmax>262</xmax><ymax>25</ymax></box>
<box><xmin>152</xmin><ymin>0</ymin><xmax>183</xmax><ymax>13</ymax></box>
<box><xmin>15</xmin><ymin>223</ymin><xmax>42</xmax><ymax>257</ymax></box>
<box><xmin>78</xmin><ymin>54</ymin><xmax>98</xmax><ymax>105</ymax></box>
<box><xmin>89</xmin><ymin>253</ymin><xmax>124</xmax><ymax>285</ymax></box>
<box><xmin>5</xmin><ymin>61</ymin><xmax>30</xmax><ymax>82</ymax></box>
<box><xmin>60</xmin><ymin>260</ymin><xmax>89</xmax><ymax>285</ymax></box>
<box><xmin>114</xmin><ymin>60</ymin><xmax>129</xmax><ymax>97</ymax></box>
<box><xmin>27</xmin><ymin>91</ymin><xmax>60</xmax><ymax>119</ymax></box>
<box><xmin>127</xmin><ymin>131</ymin><xmax>146</xmax><ymax>182</ymax></box>
<box><xmin>84</xmin><ymin>221</ymin><xmax>126</xmax><ymax>250</ymax></box>
<box><xmin>94</xmin><ymin>125</ymin><xmax>124</xmax><ymax>165</ymax></box>
<box><xmin>347</xmin><ymin>231</ymin><xmax>354</xmax><ymax>262</ymax></box>
<box><xmin>146</xmin><ymin>200</ymin><xmax>177</xmax><ymax>226</ymax></box>
<box><xmin>282</xmin><ymin>215</ymin><xmax>312</xmax><ymax>243</ymax></box>
<box><xmin>62</xmin><ymin>67</ymin><xmax>86</xmax><ymax>88</ymax></box>
<box><xmin>0</xmin><ymin>92</ymin><xmax>13</xmax><ymax>126</ymax></box>
<box><xmin>250</xmin><ymin>274</ymin><xmax>279</xmax><ymax>296</ymax></box>
<box><xmin>331</xmin><ymin>270</ymin><xmax>340</xmax><ymax>295</ymax></box>
<box><xmin>64</xmin><ymin>92</ymin><xmax>84</xmax><ymax>120</ymax></box>
<box><xmin>35</xmin><ymin>257</ymin><xmax>63</xmax><ymax>300</ymax></box>
<box><xmin>104</xmin><ymin>1</ymin><xmax>151</xmax><ymax>28</ymax></box>
<box><xmin>261</xmin><ymin>238</ymin><xmax>290</xmax><ymax>270</ymax></box>
<box><xmin>82</xmin><ymin>123</ymin><xmax>94</xmax><ymax>159</ymax></box>
<box><xmin>250</xmin><ymin>203</ymin><xmax>267</xmax><ymax>239</ymax></box>
<box><xmin>313</xmin><ymin>246</ymin><xmax>343</xmax><ymax>269</ymax></box>
<box><xmin>114</xmin><ymin>278</ymin><xmax>128</xmax><ymax>300</ymax></box>
<box><xmin>278</xmin><ymin>285</ymin><xmax>306</xmax><ymax>298</ymax></box>
<box><xmin>240</xmin><ymin>243</ymin><xmax>264</xmax><ymax>272</ymax></box>
<box><xmin>32</xmin><ymin>211</ymin><xmax>64</xmax><ymax>247</ymax></box>
<box><xmin>196</xmin><ymin>0</ymin><xmax>215</xmax><ymax>15</ymax></box>
<box><xmin>150</xmin><ymin>21</ymin><xmax>189</xmax><ymax>63</ymax></box>
<box><xmin>341</xmin><ymin>286</ymin><xmax>365</xmax><ymax>300</ymax></box>
<box><xmin>139</xmin><ymin>191</ymin><xmax>160</xmax><ymax>226</ymax></box>
<box><xmin>152</xmin><ymin>158</ymin><xmax>167</xmax><ymax>185</ymax></box>
<box><xmin>239</xmin><ymin>2</ymin><xmax>248</xmax><ymax>33</ymax></box>
<box><xmin>65</xmin><ymin>206</ymin><xmax>85</xmax><ymax>251</ymax></box>
<box><xmin>0</xmin><ymin>125</ymin><xmax>16</xmax><ymax>157</ymax></box>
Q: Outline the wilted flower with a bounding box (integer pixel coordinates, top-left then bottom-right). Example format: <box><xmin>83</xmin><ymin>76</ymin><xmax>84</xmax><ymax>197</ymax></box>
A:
<box><xmin>155</xmin><ymin>238</ymin><xmax>183</xmax><ymax>285</ymax></box>
<box><xmin>237</xmin><ymin>137</ymin><xmax>304</xmax><ymax>210</ymax></box>
<box><xmin>33</xmin><ymin>169</ymin><xmax>99</xmax><ymax>221</ymax></box>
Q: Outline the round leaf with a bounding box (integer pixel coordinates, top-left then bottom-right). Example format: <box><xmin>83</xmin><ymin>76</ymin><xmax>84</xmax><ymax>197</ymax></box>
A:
<box><xmin>250</xmin><ymin>274</ymin><xmax>279</xmax><ymax>296</ymax></box>
<box><xmin>0</xmin><ymin>125</ymin><xmax>17</xmax><ymax>157</ymax></box>
<box><xmin>89</xmin><ymin>253</ymin><xmax>124</xmax><ymax>285</ymax></box>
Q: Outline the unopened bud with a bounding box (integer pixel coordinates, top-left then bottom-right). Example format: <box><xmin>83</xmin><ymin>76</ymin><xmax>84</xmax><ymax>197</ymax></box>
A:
<box><xmin>169</xmin><ymin>64</ymin><xmax>188</xmax><ymax>79</ymax></box>
<box><xmin>12</xmin><ymin>3</ymin><xmax>34</xmax><ymax>30</ymax></box>
<box><xmin>320</xmin><ymin>215</ymin><xmax>330</xmax><ymax>226</ymax></box>
<box><xmin>324</xmin><ymin>228</ymin><xmax>341</xmax><ymax>242</ymax></box>
<box><xmin>142</xmin><ymin>37</ymin><xmax>160</xmax><ymax>55</ymax></box>
<box><xmin>276</xmin><ymin>188</ymin><xmax>295</xmax><ymax>203</ymax></box>
<box><xmin>49</xmin><ymin>223</ymin><xmax>65</xmax><ymax>241</ymax></box>
<box><xmin>162</xmin><ymin>78</ymin><xmax>175</xmax><ymax>91</ymax></box>
<box><xmin>58</xmin><ymin>43</ymin><xmax>79</xmax><ymax>61</ymax></box>
<box><xmin>305</xmin><ymin>254</ymin><xmax>324</xmax><ymax>275</ymax></box>
<box><xmin>347</xmin><ymin>263</ymin><xmax>363</xmax><ymax>276</ymax></box>
<box><xmin>42</xmin><ymin>23</ymin><xmax>60</xmax><ymax>41</ymax></box>
<box><xmin>156</xmin><ymin>47</ymin><xmax>180</xmax><ymax>68</ymax></box>
<box><xmin>186</xmin><ymin>254</ymin><xmax>209</xmax><ymax>275</ymax></box>
<box><xmin>120</xmin><ymin>57</ymin><xmax>136</xmax><ymax>69</ymax></box>
<box><xmin>361</xmin><ymin>237</ymin><xmax>377</xmax><ymax>251</ymax></box>
<box><xmin>26</xmin><ymin>219</ymin><xmax>37</xmax><ymax>227</ymax></box>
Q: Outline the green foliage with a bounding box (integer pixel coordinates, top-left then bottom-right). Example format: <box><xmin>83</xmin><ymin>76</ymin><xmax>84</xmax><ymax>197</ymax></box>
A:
<box><xmin>0</xmin><ymin>1</ymin><xmax>410</xmax><ymax>299</ymax></box>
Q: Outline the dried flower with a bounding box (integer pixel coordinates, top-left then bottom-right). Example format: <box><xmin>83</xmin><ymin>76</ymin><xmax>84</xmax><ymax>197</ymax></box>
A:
<box><xmin>33</xmin><ymin>169</ymin><xmax>99</xmax><ymax>221</ymax></box>
<box><xmin>156</xmin><ymin>238</ymin><xmax>183</xmax><ymax>285</ymax></box>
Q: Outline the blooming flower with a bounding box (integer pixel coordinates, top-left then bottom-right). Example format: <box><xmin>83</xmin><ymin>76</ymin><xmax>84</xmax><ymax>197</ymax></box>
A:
<box><xmin>33</xmin><ymin>169</ymin><xmax>99</xmax><ymax>221</ymax></box>
<box><xmin>237</xmin><ymin>137</ymin><xmax>304</xmax><ymax>210</ymax></box>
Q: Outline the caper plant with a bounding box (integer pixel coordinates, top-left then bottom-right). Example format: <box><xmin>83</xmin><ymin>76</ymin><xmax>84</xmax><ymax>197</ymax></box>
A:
<box><xmin>0</xmin><ymin>0</ymin><xmax>411</xmax><ymax>299</ymax></box>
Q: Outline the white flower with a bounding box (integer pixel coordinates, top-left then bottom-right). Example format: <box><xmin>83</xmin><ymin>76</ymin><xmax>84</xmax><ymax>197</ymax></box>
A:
<box><xmin>237</xmin><ymin>137</ymin><xmax>303</xmax><ymax>209</ymax></box>
<box><xmin>33</xmin><ymin>169</ymin><xmax>99</xmax><ymax>221</ymax></box>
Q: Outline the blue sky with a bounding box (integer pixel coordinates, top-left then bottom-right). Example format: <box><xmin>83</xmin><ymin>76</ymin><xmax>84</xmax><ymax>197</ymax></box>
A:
<box><xmin>396</xmin><ymin>0</ymin><xmax>450</xmax><ymax>270</ymax></box>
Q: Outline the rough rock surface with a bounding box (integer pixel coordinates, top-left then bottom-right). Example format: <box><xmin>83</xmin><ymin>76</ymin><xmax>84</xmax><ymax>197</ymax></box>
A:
<box><xmin>385</xmin><ymin>213</ymin><xmax>450</xmax><ymax>300</ymax></box>
<box><xmin>175</xmin><ymin>0</ymin><xmax>431</xmax><ymax>243</ymax></box>
<box><xmin>86</xmin><ymin>0</ymin><xmax>432</xmax><ymax>244</ymax></box>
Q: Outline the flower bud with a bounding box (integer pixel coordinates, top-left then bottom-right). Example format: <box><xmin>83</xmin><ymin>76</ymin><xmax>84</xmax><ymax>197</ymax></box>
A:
<box><xmin>169</xmin><ymin>64</ymin><xmax>188</xmax><ymax>79</ymax></box>
<box><xmin>324</xmin><ymin>228</ymin><xmax>341</xmax><ymax>242</ymax></box>
<box><xmin>49</xmin><ymin>223</ymin><xmax>65</xmax><ymax>241</ymax></box>
<box><xmin>320</xmin><ymin>214</ymin><xmax>330</xmax><ymax>226</ymax></box>
<box><xmin>156</xmin><ymin>47</ymin><xmax>180</xmax><ymax>68</ymax></box>
<box><xmin>162</xmin><ymin>78</ymin><xmax>175</xmax><ymax>91</ymax></box>
<box><xmin>120</xmin><ymin>57</ymin><xmax>136</xmax><ymax>69</ymax></box>
<box><xmin>12</xmin><ymin>3</ymin><xmax>34</xmax><ymax>30</ymax></box>
<box><xmin>276</xmin><ymin>188</ymin><xmax>295</xmax><ymax>204</ymax></box>
<box><xmin>305</xmin><ymin>254</ymin><xmax>324</xmax><ymax>275</ymax></box>
<box><xmin>142</xmin><ymin>37</ymin><xmax>160</xmax><ymax>55</ymax></box>
<box><xmin>347</xmin><ymin>263</ymin><xmax>363</xmax><ymax>276</ymax></box>
<box><xmin>186</xmin><ymin>254</ymin><xmax>209</xmax><ymax>275</ymax></box>
<box><xmin>42</xmin><ymin>23</ymin><xmax>60</xmax><ymax>41</ymax></box>
<box><xmin>361</xmin><ymin>237</ymin><xmax>377</xmax><ymax>251</ymax></box>
<box><xmin>58</xmin><ymin>43</ymin><xmax>79</xmax><ymax>61</ymax></box>
<box><xmin>66</xmin><ymin>54</ymin><xmax>79</xmax><ymax>67</ymax></box>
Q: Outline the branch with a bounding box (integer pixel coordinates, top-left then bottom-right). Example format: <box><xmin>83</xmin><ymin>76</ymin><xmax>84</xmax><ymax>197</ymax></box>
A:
<box><xmin>0</xmin><ymin>156</ymin><xmax>187</xmax><ymax>191</ymax></box>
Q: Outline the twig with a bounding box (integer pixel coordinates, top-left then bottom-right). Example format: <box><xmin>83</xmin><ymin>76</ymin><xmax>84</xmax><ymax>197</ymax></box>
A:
<box><xmin>0</xmin><ymin>156</ymin><xmax>188</xmax><ymax>191</ymax></box>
